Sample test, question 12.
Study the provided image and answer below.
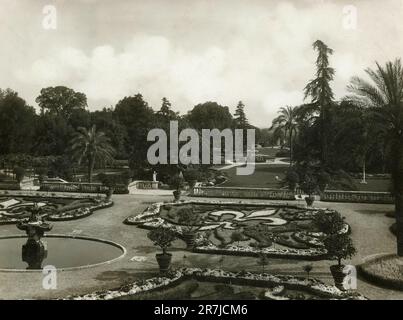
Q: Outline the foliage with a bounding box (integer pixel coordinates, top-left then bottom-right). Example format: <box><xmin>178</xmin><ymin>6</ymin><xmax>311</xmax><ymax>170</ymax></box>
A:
<box><xmin>230</xmin><ymin>231</ymin><xmax>244</xmax><ymax>245</ymax></box>
<box><xmin>270</xmin><ymin>106</ymin><xmax>298</xmax><ymax>164</ymax></box>
<box><xmin>347</xmin><ymin>58</ymin><xmax>403</xmax><ymax>255</ymax></box>
<box><xmin>314</xmin><ymin>210</ymin><xmax>345</xmax><ymax>235</ymax></box>
<box><xmin>177</xmin><ymin>207</ymin><xmax>201</xmax><ymax>233</ymax></box>
<box><xmin>285</xmin><ymin>169</ymin><xmax>299</xmax><ymax>190</ymax></box>
<box><xmin>36</xmin><ymin>86</ymin><xmax>87</xmax><ymax>120</ymax></box>
<box><xmin>317</xmin><ymin>170</ymin><xmax>331</xmax><ymax>192</ymax></box>
<box><xmin>70</xmin><ymin>126</ymin><xmax>115</xmax><ymax>183</ymax></box>
<box><xmin>299</xmin><ymin>173</ymin><xmax>318</xmax><ymax>196</ymax></box>
<box><xmin>13</xmin><ymin>166</ymin><xmax>25</xmax><ymax>183</ymax></box>
<box><xmin>234</xmin><ymin>101</ymin><xmax>249</xmax><ymax>129</ymax></box>
<box><xmin>324</xmin><ymin>233</ymin><xmax>356</xmax><ymax>266</ymax></box>
<box><xmin>147</xmin><ymin>227</ymin><xmax>177</xmax><ymax>254</ymax></box>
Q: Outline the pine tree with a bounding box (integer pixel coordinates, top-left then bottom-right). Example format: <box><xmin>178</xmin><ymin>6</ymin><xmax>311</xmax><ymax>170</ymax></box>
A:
<box><xmin>234</xmin><ymin>101</ymin><xmax>249</xmax><ymax>129</ymax></box>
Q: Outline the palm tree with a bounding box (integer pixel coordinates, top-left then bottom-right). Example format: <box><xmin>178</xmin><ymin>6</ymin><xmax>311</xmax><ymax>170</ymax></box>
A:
<box><xmin>348</xmin><ymin>59</ymin><xmax>403</xmax><ymax>255</ymax></box>
<box><xmin>270</xmin><ymin>106</ymin><xmax>298</xmax><ymax>166</ymax></box>
<box><xmin>70</xmin><ymin>125</ymin><xmax>115</xmax><ymax>183</ymax></box>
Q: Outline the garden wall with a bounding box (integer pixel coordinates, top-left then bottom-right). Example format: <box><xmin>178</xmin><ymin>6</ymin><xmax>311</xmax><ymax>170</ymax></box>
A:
<box><xmin>321</xmin><ymin>190</ymin><xmax>394</xmax><ymax>204</ymax></box>
<box><xmin>40</xmin><ymin>182</ymin><xmax>128</xmax><ymax>194</ymax></box>
<box><xmin>191</xmin><ymin>186</ymin><xmax>295</xmax><ymax>200</ymax></box>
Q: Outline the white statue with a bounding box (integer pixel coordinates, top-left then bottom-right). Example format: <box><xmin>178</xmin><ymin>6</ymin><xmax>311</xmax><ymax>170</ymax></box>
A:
<box><xmin>152</xmin><ymin>171</ymin><xmax>157</xmax><ymax>182</ymax></box>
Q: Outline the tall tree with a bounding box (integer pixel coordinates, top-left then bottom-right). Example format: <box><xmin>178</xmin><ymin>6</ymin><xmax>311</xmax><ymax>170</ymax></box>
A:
<box><xmin>348</xmin><ymin>58</ymin><xmax>403</xmax><ymax>255</ymax></box>
<box><xmin>234</xmin><ymin>101</ymin><xmax>249</xmax><ymax>128</ymax></box>
<box><xmin>70</xmin><ymin>125</ymin><xmax>115</xmax><ymax>183</ymax></box>
<box><xmin>186</xmin><ymin>102</ymin><xmax>233</xmax><ymax>130</ymax></box>
<box><xmin>114</xmin><ymin>94</ymin><xmax>155</xmax><ymax>170</ymax></box>
<box><xmin>36</xmin><ymin>86</ymin><xmax>87</xmax><ymax>119</ymax></box>
<box><xmin>157</xmin><ymin>97</ymin><xmax>178</xmax><ymax>121</ymax></box>
<box><xmin>303</xmin><ymin>40</ymin><xmax>335</xmax><ymax>166</ymax></box>
<box><xmin>0</xmin><ymin>89</ymin><xmax>37</xmax><ymax>155</ymax></box>
<box><xmin>270</xmin><ymin>106</ymin><xmax>298</xmax><ymax>166</ymax></box>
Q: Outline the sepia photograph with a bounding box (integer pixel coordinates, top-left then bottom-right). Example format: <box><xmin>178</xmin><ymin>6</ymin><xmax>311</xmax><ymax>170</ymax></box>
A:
<box><xmin>0</xmin><ymin>0</ymin><xmax>403</xmax><ymax>307</ymax></box>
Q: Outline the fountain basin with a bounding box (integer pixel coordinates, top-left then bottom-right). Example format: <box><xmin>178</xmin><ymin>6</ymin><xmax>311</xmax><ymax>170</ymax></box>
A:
<box><xmin>0</xmin><ymin>234</ymin><xmax>126</xmax><ymax>271</ymax></box>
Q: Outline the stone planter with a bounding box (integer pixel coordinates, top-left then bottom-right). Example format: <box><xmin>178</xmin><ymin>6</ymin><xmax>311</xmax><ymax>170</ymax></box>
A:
<box><xmin>330</xmin><ymin>264</ymin><xmax>347</xmax><ymax>290</ymax></box>
<box><xmin>182</xmin><ymin>232</ymin><xmax>196</xmax><ymax>249</ymax></box>
<box><xmin>156</xmin><ymin>253</ymin><xmax>172</xmax><ymax>273</ymax></box>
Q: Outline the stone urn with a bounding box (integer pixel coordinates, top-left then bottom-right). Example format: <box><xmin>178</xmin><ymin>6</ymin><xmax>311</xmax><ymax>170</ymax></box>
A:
<box><xmin>330</xmin><ymin>265</ymin><xmax>347</xmax><ymax>290</ymax></box>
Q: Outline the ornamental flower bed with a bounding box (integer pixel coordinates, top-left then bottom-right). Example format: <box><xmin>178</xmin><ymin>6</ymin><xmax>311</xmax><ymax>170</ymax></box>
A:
<box><xmin>47</xmin><ymin>199</ymin><xmax>114</xmax><ymax>221</ymax></box>
<box><xmin>65</xmin><ymin>268</ymin><xmax>366</xmax><ymax>300</ymax></box>
<box><xmin>124</xmin><ymin>200</ymin><xmax>349</xmax><ymax>259</ymax></box>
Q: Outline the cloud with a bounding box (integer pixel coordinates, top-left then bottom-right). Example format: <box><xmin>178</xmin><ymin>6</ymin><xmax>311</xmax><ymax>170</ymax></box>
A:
<box><xmin>6</xmin><ymin>0</ymin><xmax>403</xmax><ymax>127</ymax></box>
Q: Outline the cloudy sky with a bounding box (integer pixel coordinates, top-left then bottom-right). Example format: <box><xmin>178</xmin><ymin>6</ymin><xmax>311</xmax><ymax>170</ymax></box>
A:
<box><xmin>1</xmin><ymin>0</ymin><xmax>402</xmax><ymax>127</ymax></box>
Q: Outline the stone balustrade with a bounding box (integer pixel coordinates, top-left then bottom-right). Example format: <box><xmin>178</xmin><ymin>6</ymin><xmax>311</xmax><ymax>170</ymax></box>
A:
<box><xmin>191</xmin><ymin>186</ymin><xmax>295</xmax><ymax>200</ymax></box>
<box><xmin>321</xmin><ymin>190</ymin><xmax>394</xmax><ymax>204</ymax></box>
<box><xmin>128</xmin><ymin>180</ymin><xmax>159</xmax><ymax>190</ymax></box>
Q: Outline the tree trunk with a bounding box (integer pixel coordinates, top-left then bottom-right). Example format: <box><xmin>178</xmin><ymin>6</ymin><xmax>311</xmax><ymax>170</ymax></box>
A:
<box><xmin>393</xmin><ymin>139</ymin><xmax>403</xmax><ymax>256</ymax></box>
<box><xmin>88</xmin><ymin>157</ymin><xmax>95</xmax><ymax>183</ymax></box>
<box><xmin>289</xmin><ymin>129</ymin><xmax>293</xmax><ymax>167</ymax></box>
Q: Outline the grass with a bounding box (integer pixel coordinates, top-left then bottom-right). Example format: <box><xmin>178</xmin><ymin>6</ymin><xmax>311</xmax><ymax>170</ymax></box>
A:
<box><xmin>220</xmin><ymin>164</ymin><xmax>287</xmax><ymax>188</ymax></box>
<box><xmin>352</xmin><ymin>178</ymin><xmax>392</xmax><ymax>192</ymax></box>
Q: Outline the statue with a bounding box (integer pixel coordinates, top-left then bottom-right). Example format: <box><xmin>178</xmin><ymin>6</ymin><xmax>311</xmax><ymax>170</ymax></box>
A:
<box><xmin>17</xmin><ymin>204</ymin><xmax>53</xmax><ymax>269</ymax></box>
<box><xmin>153</xmin><ymin>171</ymin><xmax>157</xmax><ymax>182</ymax></box>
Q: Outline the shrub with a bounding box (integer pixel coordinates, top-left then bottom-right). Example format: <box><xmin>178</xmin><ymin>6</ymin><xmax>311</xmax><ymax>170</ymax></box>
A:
<box><xmin>147</xmin><ymin>227</ymin><xmax>177</xmax><ymax>255</ymax></box>
<box><xmin>285</xmin><ymin>169</ymin><xmax>299</xmax><ymax>191</ymax></box>
<box><xmin>324</xmin><ymin>233</ymin><xmax>356</xmax><ymax>266</ymax></box>
<box><xmin>300</xmin><ymin>173</ymin><xmax>318</xmax><ymax>197</ymax></box>
<box><xmin>13</xmin><ymin>166</ymin><xmax>25</xmax><ymax>183</ymax></box>
<box><xmin>177</xmin><ymin>207</ymin><xmax>202</xmax><ymax>233</ymax></box>
<box><xmin>314</xmin><ymin>211</ymin><xmax>345</xmax><ymax>235</ymax></box>
<box><xmin>275</xmin><ymin>149</ymin><xmax>290</xmax><ymax>157</ymax></box>
<box><xmin>317</xmin><ymin>170</ymin><xmax>331</xmax><ymax>192</ymax></box>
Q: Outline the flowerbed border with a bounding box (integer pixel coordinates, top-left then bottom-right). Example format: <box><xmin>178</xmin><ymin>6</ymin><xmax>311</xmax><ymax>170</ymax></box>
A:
<box><xmin>358</xmin><ymin>254</ymin><xmax>403</xmax><ymax>291</ymax></box>
<box><xmin>65</xmin><ymin>268</ymin><xmax>366</xmax><ymax>300</ymax></box>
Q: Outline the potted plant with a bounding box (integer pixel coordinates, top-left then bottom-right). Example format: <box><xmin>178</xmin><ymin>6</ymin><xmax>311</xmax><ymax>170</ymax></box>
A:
<box><xmin>177</xmin><ymin>206</ymin><xmax>201</xmax><ymax>249</ymax></box>
<box><xmin>303</xmin><ymin>264</ymin><xmax>313</xmax><ymax>280</ymax></box>
<box><xmin>147</xmin><ymin>226</ymin><xmax>178</xmax><ymax>273</ymax></box>
<box><xmin>324</xmin><ymin>233</ymin><xmax>356</xmax><ymax>290</ymax></box>
<box><xmin>314</xmin><ymin>210</ymin><xmax>356</xmax><ymax>290</ymax></box>
<box><xmin>300</xmin><ymin>173</ymin><xmax>318</xmax><ymax>207</ymax></box>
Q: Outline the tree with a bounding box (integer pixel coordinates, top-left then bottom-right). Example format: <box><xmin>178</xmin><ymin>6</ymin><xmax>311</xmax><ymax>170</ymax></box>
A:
<box><xmin>234</xmin><ymin>101</ymin><xmax>249</xmax><ymax>128</ymax></box>
<box><xmin>324</xmin><ymin>233</ymin><xmax>356</xmax><ymax>267</ymax></box>
<box><xmin>147</xmin><ymin>227</ymin><xmax>177</xmax><ymax>255</ymax></box>
<box><xmin>36</xmin><ymin>86</ymin><xmax>87</xmax><ymax>119</ymax></box>
<box><xmin>13</xmin><ymin>166</ymin><xmax>25</xmax><ymax>183</ymax></box>
<box><xmin>347</xmin><ymin>59</ymin><xmax>403</xmax><ymax>255</ymax></box>
<box><xmin>157</xmin><ymin>97</ymin><xmax>178</xmax><ymax>122</ymax></box>
<box><xmin>0</xmin><ymin>89</ymin><xmax>37</xmax><ymax>155</ymax></box>
<box><xmin>114</xmin><ymin>94</ymin><xmax>155</xmax><ymax>171</ymax></box>
<box><xmin>270</xmin><ymin>106</ymin><xmax>298</xmax><ymax>165</ymax></box>
<box><xmin>257</xmin><ymin>253</ymin><xmax>269</xmax><ymax>273</ymax></box>
<box><xmin>186</xmin><ymin>102</ymin><xmax>233</xmax><ymax>130</ymax></box>
<box><xmin>230</xmin><ymin>231</ymin><xmax>243</xmax><ymax>246</ymax></box>
<box><xmin>70</xmin><ymin>125</ymin><xmax>115</xmax><ymax>183</ymax></box>
<box><xmin>303</xmin><ymin>264</ymin><xmax>313</xmax><ymax>279</ymax></box>
<box><xmin>303</xmin><ymin>40</ymin><xmax>335</xmax><ymax>166</ymax></box>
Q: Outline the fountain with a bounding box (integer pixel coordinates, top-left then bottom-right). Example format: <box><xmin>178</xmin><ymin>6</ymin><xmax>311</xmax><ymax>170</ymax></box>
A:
<box><xmin>16</xmin><ymin>203</ymin><xmax>52</xmax><ymax>269</ymax></box>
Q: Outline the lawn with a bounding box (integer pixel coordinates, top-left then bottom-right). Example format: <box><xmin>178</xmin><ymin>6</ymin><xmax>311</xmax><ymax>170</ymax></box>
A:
<box><xmin>220</xmin><ymin>164</ymin><xmax>287</xmax><ymax>188</ymax></box>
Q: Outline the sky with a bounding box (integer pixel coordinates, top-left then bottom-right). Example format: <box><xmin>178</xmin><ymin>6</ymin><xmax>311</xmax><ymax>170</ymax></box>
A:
<box><xmin>1</xmin><ymin>0</ymin><xmax>403</xmax><ymax>127</ymax></box>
